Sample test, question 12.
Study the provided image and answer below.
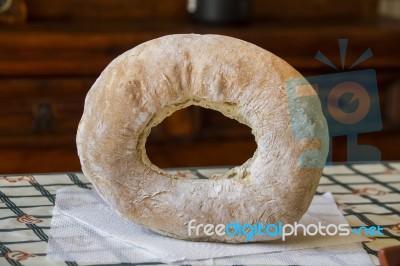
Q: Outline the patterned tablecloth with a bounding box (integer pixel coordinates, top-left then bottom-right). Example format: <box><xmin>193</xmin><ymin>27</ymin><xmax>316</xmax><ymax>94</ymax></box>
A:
<box><xmin>0</xmin><ymin>163</ymin><xmax>399</xmax><ymax>266</ymax></box>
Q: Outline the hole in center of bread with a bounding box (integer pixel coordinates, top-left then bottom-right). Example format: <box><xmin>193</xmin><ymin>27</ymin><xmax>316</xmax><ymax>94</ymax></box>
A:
<box><xmin>142</xmin><ymin>104</ymin><xmax>257</xmax><ymax>179</ymax></box>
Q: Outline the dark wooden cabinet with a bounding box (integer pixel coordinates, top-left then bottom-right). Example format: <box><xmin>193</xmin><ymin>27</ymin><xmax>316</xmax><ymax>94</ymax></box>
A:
<box><xmin>0</xmin><ymin>0</ymin><xmax>399</xmax><ymax>173</ymax></box>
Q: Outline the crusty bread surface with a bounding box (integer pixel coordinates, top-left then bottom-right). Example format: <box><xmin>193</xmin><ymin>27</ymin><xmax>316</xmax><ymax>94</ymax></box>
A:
<box><xmin>76</xmin><ymin>34</ymin><xmax>329</xmax><ymax>242</ymax></box>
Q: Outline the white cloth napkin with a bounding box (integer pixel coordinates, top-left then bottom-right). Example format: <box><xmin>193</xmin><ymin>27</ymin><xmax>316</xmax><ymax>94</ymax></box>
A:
<box><xmin>47</xmin><ymin>187</ymin><xmax>373</xmax><ymax>265</ymax></box>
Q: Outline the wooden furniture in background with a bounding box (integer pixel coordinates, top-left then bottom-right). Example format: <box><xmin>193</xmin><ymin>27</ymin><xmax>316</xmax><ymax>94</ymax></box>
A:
<box><xmin>0</xmin><ymin>0</ymin><xmax>27</xmax><ymax>24</ymax></box>
<box><xmin>0</xmin><ymin>0</ymin><xmax>399</xmax><ymax>173</ymax></box>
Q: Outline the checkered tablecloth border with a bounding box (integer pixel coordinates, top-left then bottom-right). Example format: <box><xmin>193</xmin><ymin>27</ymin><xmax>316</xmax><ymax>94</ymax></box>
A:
<box><xmin>0</xmin><ymin>163</ymin><xmax>399</xmax><ymax>265</ymax></box>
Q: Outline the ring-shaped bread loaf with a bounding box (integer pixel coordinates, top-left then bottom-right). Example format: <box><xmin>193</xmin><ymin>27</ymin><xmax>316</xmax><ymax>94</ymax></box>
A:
<box><xmin>77</xmin><ymin>34</ymin><xmax>329</xmax><ymax>243</ymax></box>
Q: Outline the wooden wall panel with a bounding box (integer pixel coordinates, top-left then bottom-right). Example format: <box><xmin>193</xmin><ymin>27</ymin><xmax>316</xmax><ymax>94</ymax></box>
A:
<box><xmin>25</xmin><ymin>0</ymin><xmax>188</xmax><ymax>21</ymax></box>
<box><xmin>0</xmin><ymin>0</ymin><xmax>399</xmax><ymax>173</ymax></box>
<box><xmin>24</xmin><ymin>0</ymin><xmax>377</xmax><ymax>22</ymax></box>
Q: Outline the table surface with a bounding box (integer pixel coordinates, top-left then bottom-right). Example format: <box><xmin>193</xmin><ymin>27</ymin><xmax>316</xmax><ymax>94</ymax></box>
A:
<box><xmin>0</xmin><ymin>163</ymin><xmax>400</xmax><ymax>266</ymax></box>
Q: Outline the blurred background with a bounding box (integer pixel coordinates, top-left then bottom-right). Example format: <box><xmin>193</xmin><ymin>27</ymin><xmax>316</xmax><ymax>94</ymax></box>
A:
<box><xmin>0</xmin><ymin>0</ymin><xmax>399</xmax><ymax>173</ymax></box>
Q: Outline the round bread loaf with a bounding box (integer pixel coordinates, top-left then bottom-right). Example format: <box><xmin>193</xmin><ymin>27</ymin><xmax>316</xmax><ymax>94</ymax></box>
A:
<box><xmin>77</xmin><ymin>34</ymin><xmax>329</xmax><ymax>242</ymax></box>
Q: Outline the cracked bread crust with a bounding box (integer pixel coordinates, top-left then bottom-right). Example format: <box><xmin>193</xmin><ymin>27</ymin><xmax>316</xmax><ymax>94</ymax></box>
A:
<box><xmin>76</xmin><ymin>34</ymin><xmax>329</xmax><ymax>242</ymax></box>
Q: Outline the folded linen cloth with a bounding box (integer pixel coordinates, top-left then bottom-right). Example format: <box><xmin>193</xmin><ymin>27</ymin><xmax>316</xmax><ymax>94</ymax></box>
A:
<box><xmin>47</xmin><ymin>187</ymin><xmax>372</xmax><ymax>265</ymax></box>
